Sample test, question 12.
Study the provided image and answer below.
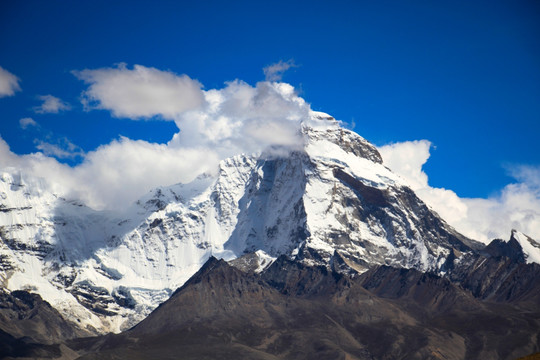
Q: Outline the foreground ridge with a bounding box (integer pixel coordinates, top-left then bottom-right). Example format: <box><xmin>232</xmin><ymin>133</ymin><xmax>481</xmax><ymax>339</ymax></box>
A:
<box><xmin>66</xmin><ymin>255</ymin><xmax>540</xmax><ymax>360</ymax></box>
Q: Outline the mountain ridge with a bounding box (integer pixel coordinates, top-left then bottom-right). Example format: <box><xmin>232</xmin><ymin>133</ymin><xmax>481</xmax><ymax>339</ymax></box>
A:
<box><xmin>69</xmin><ymin>254</ymin><xmax>540</xmax><ymax>360</ymax></box>
<box><xmin>0</xmin><ymin>114</ymin><xmax>537</xmax><ymax>335</ymax></box>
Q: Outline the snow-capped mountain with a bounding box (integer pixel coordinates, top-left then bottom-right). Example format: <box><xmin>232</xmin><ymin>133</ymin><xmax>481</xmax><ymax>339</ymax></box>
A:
<box><xmin>0</xmin><ymin>112</ymin><xmax>535</xmax><ymax>334</ymax></box>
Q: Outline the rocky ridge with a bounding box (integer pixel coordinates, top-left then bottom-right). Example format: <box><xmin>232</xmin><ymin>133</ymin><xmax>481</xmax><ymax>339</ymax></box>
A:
<box><xmin>68</xmin><ymin>255</ymin><xmax>540</xmax><ymax>360</ymax></box>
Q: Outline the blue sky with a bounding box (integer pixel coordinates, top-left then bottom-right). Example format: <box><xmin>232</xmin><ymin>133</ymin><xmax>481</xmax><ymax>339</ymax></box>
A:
<box><xmin>0</xmin><ymin>0</ymin><xmax>539</xmax><ymax>240</ymax></box>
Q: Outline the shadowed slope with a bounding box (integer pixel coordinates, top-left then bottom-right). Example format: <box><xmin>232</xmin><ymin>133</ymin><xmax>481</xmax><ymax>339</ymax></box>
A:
<box><xmin>0</xmin><ymin>289</ymin><xmax>87</xmax><ymax>359</ymax></box>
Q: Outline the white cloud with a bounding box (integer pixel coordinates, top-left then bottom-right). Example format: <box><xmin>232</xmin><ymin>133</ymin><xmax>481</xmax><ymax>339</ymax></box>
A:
<box><xmin>379</xmin><ymin>141</ymin><xmax>540</xmax><ymax>243</ymax></box>
<box><xmin>0</xmin><ymin>136</ymin><xmax>218</xmax><ymax>210</ymax></box>
<box><xmin>66</xmin><ymin>138</ymin><xmax>219</xmax><ymax>209</ymax></box>
<box><xmin>263</xmin><ymin>59</ymin><xmax>297</xmax><ymax>82</ymax></box>
<box><xmin>378</xmin><ymin>140</ymin><xmax>431</xmax><ymax>190</ymax></box>
<box><xmin>34</xmin><ymin>95</ymin><xmax>71</xmax><ymax>114</ymax></box>
<box><xmin>171</xmin><ymin>80</ymin><xmax>310</xmax><ymax>158</ymax></box>
<box><xmin>0</xmin><ymin>66</ymin><xmax>21</xmax><ymax>97</ymax></box>
<box><xmin>74</xmin><ymin>63</ymin><xmax>205</xmax><ymax>120</ymax></box>
<box><xmin>508</xmin><ymin>164</ymin><xmax>540</xmax><ymax>189</ymax></box>
<box><xmin>19</xmin><ymin>117</ymin><xmax>38</xmax><ymax>130</ymax></box>
<box><xmin>0</xmin><ymin>138</ymin><xmax>74</xmax><ymax>197</ymax></box>
<box><xmin>1</xmin><ymin>72</ymin><xmax>313</xmax><ymax>211</ymax></box>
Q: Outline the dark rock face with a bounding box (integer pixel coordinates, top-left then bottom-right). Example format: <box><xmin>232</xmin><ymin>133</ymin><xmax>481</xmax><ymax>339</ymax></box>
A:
<box><xmin>307</xmin><ymin>127</ymin><xmax>384</xmax><ymax>164</ymax></box>
<box><xmin>448</xmin><ymin>251</ymin><xmax>540</xmax><ymax>305</ymax></box>
<box><xmin>484</xmin><ymin>237</ymin><xmax>526</xmax><ymax>263</ymax></box>
<box><xmin>260</xmin><ymin>255</ymin><xmax>346</xmax><ymax>298</ymax></box>
<box><xmin>0</xmin><ymin>288</ymin><xmax>87</xmax><ymax>359</ymax></box>
<box><xmin>333</xmin><ymin>168</ymin><xmax>388</xmax><ymax>207</ymax></box>
<box><xmin>434</xmin><ymin>231</ymin><xmax>540</xmax><ymax>307</ymax></box>
<box><xmin>0</xmin><ymin>330</ymin><xmax>63</xmax><ymax>360</ymax></box>
<box><xmin>358</xmin><ymin>265</ymin><xmax>481</xmax><ymax>315</ymax></box>
<box><xmin>0</xmin><ymin>289</ymin><xmax>85</xmax><ymax>344</ymax></box>
<box><xmin>70</xmin><ymin>256</ymin><xmax>540</xmax><ymax>360</ymax></box>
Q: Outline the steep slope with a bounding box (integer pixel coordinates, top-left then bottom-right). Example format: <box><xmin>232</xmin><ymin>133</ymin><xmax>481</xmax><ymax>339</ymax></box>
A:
<box><xmin>0</xmin><ymin>172</ymin><xmax>130</xmax><ymax>333</ymax></box>
<box><xmin>510</xmin><ymin>229</ymin><xmax>540</xmax><ymax>264</ymax></box>
<box><xmin>296</xmin><ymin>124</ymin><xmax>481</xmax><ymax>271</ymax></box>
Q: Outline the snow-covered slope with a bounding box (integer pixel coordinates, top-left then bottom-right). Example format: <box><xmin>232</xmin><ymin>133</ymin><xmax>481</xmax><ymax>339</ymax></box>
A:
<box><xmin>0</xmin><ymin>172</ymin><xmax>124</xmax><ymax>333</ymax></box>
<box><xmin>0</xmin><ymin>113</ymin><xmax>494</xmax><ymax>333</ymax></box>
<box><xmin>510</xmin><ymin>229</ymin><xmax>540</xmax><ymax>264</ymax></box>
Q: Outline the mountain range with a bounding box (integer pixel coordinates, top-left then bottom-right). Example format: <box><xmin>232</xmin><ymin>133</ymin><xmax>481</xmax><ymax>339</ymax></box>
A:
<box><xmin>0</xmin><ymin>112</ymin><xmax>539</xmax><ymax>359</ymax></box>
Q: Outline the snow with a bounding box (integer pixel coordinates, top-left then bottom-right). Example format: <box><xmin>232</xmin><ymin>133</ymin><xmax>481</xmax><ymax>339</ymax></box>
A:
<box><xmin>253</xmin><ymin>250</ymin><xmax>276</xmax><ymax>273</ymax></box>
<box><xmin>511</xmin><ymin>230</ymin><xmax>540</xmax><ymax>265</ymax></box>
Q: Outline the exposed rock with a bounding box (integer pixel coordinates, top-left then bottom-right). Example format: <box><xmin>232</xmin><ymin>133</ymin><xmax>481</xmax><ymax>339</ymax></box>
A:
<box><xmin>0</xmin><ymin>288</ymin><xmax>87</xmax><ymax>359</ymax></box>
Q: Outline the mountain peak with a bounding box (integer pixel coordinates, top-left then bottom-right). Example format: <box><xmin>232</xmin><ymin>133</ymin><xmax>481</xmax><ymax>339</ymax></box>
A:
<box><xmin>303</xmin><ymin>122</ymin><xmax>383</xmax><ymax>164</ymax></box>
<box><xmin>509</xmin><ymin>230</ymin><xmax>540</xmax><ymax>264</ymax></box>
<box><xmin>170</xmin><ymin>256</ymin><xmax>232</xmax><ymax>296</ymax></box>
<box><xmin>0</xmin><ymin>119</ymin><xmax>484</xmax><ymax>333</ymax></box>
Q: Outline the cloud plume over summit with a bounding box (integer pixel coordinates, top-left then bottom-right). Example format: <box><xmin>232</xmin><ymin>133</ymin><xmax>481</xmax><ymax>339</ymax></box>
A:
<box><xmin>171</xmin><ymin>80</ymin><xmax>310</xmax><ymax>158</ymax></box>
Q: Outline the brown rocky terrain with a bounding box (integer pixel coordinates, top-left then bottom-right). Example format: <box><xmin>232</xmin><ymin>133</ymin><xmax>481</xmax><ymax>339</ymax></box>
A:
<box><xmin>63</xmin><ymin>255</ymin><xmax>540</xmax><ymax>360</ymax></box>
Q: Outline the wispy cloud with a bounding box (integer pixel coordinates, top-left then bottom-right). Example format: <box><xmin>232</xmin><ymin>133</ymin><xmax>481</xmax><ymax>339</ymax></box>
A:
<box><xmin>507</xmin><ymin>164</ymin><xmax>540</xmax><ymax>190</ymax></box>
<box><xmin>73</xmin><ymin>63</ymin><xmax>204</xmax><ymax>120</ymax></box>
<box><xmin>35</xmin><ymin>137</ymin><xmax>85</xmax><ymax>160</ymax></box>
<box><xmin>263</xmin><ymin>59</ymin><xmax>297</xmax><ymax>82</ymax></box>
<box><xmin>19</xmin><ymin>117</ymin><xmax>38</xmax><ymax>130</ymax></box>
<box><xmin>0</xmin><ymin>66</ymin><xmax>21</xmax><ymax>97</ymax></box>
<box><xmin>34</xmin><ymin>95</ymin><xmax>71</xmax><ymax>114</ymax></box>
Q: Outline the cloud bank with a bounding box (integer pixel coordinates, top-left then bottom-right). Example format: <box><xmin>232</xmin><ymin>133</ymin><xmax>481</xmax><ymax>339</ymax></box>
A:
<box><xmin>0</xmin><ymin>137</ymin><xmax>218</xmax><ymax>210</ymax></box>
<box><xmin>0</xmin><ymin>66</ymin><xmax>21</xmax><ymax>97</ymax></box>
<box><xmin>379</xmin><ymin>141</ymin><xmax>540</xmax><ymax>243</ymax></box>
